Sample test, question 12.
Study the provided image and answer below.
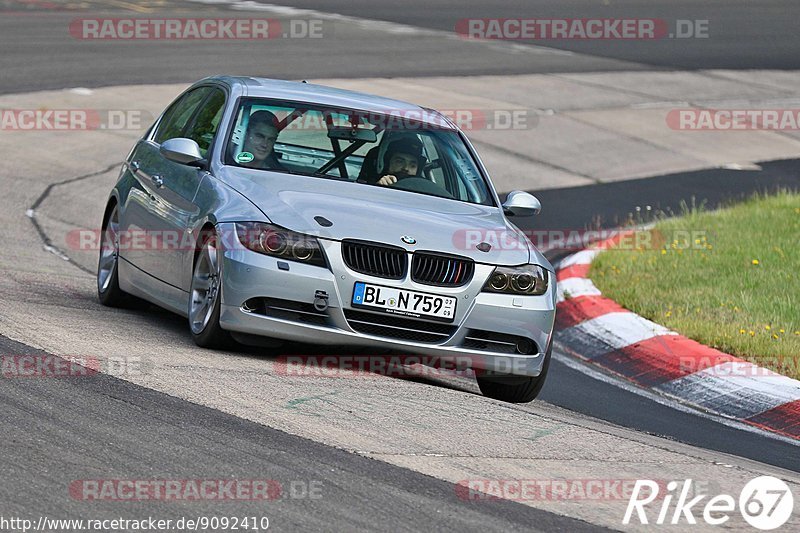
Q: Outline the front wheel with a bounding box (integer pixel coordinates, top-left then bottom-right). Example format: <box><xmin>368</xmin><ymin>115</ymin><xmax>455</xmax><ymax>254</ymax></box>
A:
<box><xmin>476</xmin><ymin>343</ymin><xmax>551</xmax><ymax>403</ymax></box>
<box><xmin>189</xmin><ymin>230</ymin><xmax>233</xmax><ymax>348</ymax></box>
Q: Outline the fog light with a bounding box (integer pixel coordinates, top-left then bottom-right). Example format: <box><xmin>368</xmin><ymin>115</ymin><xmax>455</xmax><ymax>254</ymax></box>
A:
<box><xmin>515</xmin><ymin>338</ymin><xmax>536</xmax><ymax>355</ymax></box>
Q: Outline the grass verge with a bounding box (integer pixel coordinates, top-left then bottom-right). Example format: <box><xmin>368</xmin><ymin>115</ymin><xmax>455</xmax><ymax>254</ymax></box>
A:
<box><xmin>589</xmin><ymin>191</ymin><xmax>800</xmax><ymax>379</ymax></box>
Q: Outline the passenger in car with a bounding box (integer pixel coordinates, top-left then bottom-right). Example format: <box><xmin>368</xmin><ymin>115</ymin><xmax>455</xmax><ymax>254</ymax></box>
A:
<box><xmin>241</xmin><ymin>110</ymin><xmax>287</xmax><ymax>171</ymax></box>
<box><xmin>375</xmin><ymin>138</ymin><xmax>427</xmax><ymax>186</ymax></box>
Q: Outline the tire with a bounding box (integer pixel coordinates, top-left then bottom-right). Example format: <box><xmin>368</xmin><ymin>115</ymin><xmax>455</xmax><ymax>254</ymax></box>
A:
<box><xmin>476</xmin><ymin>342</ymin><xmax>552</xmax><ymax>403</ymax></box>
<box><xmin>97</xmin><ymin>203</ymin><xmax>136</xmax><ymax>307</ymax></box>
<box><xmin>189</xmin><ymin>229</ymin><xmax>233</xmax><ymax>349</ymax></box>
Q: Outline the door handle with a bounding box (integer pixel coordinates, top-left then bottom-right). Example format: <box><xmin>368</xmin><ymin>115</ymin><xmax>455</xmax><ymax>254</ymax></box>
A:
<box><xmin>151</xmin><ymin>175</ymin><xmax>164</xmax><ymax>188</ymax></box>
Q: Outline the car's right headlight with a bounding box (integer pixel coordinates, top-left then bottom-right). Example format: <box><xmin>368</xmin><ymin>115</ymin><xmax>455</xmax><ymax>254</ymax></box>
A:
<box><xmin>235</xmin><ymin>222</ymin><xmax>327</xmax><ymax>268</ymax></box>
<box><xmin>481</xmin><ymin>265</ymin><xmax>549</xmax><ymax>296</ymax></box>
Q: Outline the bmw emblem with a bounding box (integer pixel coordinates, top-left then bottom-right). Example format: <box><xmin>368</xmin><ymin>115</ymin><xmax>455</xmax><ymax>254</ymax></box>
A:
<box><xmin>401</xmin><ymin>235</ymin><xmax>417</xmax><ymax>245</ymax></box>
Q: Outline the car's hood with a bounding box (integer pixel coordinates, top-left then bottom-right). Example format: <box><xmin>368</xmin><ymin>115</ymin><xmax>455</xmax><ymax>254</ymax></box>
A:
<box><xmin>216</xmin><ymin>168</ymin><xmax>547</xmax><ymax>267</ymax></box>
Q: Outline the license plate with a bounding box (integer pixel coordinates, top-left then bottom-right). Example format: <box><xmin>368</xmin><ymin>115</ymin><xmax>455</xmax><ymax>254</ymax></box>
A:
<box><xmin>351</xmin><ymin>282</ymin><xmax>457</xmax><ymax>322</ymax></box>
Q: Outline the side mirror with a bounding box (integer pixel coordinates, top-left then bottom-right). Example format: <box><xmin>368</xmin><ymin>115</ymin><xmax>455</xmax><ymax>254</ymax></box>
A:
<box><xmin>502</xmin><ymin>190</ymin><xmax>541</xmax><ymax>216</ymax></box>
<box><xmin>160</xmin><ymin>138</ymin><xmax>206</xmax><ymax>167</ymax></box>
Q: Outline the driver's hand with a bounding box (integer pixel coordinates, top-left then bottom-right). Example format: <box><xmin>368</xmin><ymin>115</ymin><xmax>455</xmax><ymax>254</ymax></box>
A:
<box><xmin>376</xmin><ymin>175</ymin><xmax>398</xmax><ymax>186</ymax></box>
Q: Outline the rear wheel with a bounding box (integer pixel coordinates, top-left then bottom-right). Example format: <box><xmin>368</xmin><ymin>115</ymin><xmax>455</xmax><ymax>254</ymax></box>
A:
<box><xmin>189</xmin><ymin>230</ymin><xmax>233</xmax><ymax>348</ymax></box>
<box><xmin>97</xmin><ymin>204</ymin><xmax>134</xmax><ymax>307</ymax></box>
<box><xmin>476</xmin><ymin>343</ymin><xmax>552</xmax><ymax>403</ymax></box>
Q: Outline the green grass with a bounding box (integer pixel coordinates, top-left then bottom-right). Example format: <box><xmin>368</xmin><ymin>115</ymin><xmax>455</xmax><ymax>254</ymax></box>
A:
<box><xmin>589</xmin><ymin>191</ymin><xmax>800</xmax><ymax>379</ymax></box>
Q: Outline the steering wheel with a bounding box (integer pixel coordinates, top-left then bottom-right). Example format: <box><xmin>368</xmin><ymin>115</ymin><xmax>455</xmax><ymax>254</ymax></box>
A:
<box><xmin>392</xmin><ymin>177</ymin><xmax>454</xmax><ymax>199</ymax></box>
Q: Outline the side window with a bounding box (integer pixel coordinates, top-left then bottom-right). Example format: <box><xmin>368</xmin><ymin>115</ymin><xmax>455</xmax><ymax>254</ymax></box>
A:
<box><xmin>184</xmin><ymin>89</ymin><xmax>226</xmax><ymax>157</ymax></box>
<box><xmin>153</xmin><ymin>87</ymin><xmax>213</xmax><ymax>144</ymax></box>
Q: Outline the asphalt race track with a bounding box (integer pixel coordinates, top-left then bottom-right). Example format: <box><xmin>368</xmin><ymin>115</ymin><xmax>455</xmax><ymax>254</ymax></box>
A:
<box><xmin>0</xmin><ymin>335</ymin><xmax>602</xmax><ymax>532</ymax></box>
<box><xmin>247</xmin><ymin>0</ymin><xmax>800</xmax><ymax>70</ymax></box>
<box><xmin>4</xmin><ymin>0</ymin><xmax>800</xmax><ymax>94</ymax></box>
<box><xmin>1</xmin><ymin>1</ymin><xmax>799</xmax><ymax>531</ymax></box>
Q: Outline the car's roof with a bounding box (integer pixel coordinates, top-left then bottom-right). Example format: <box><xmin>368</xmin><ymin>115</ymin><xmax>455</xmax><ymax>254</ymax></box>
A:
<box><xmin>203</xmin><ymin>76</ymin><xmax>456</xmax><ymax>130</ymax></box>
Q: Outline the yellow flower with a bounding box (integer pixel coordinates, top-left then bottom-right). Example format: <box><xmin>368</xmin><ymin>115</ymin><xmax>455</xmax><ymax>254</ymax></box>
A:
<box><xmin>765</xmin><ymin>325</ymin><xmax>771</xmax><ymax>330</ymax></box>
<box><xmin>665</xmin><ymin>311</ymin><xmax>672</xmax><ymax>317</ymax></box>
<box><xmin>780</xmin><ymin>329</ymin><xmax>785</xmax><ymax>333</ymax></box>
<box><xmin>739</xmin><ymin>329</ymin><xmax>746</xmax><ymax>334</ymax></box>
<box><xmin>752</xmin><ymin>259</ymin><xmax>759</xmax><ymax>265</ymax></box>
<box><xmin>749</xmin><ymin>331</ymin><xmax>755</xmax><ymax>336</ymax></box>
<box><xmin>661</xmin><ymin>249</ymin><xmax>667</xmax><ymax>255</ymax></box>
<box><xmin>772</xmin><ymin>334</ymin><xmax>779</xmax><ymax>340</ymax></box>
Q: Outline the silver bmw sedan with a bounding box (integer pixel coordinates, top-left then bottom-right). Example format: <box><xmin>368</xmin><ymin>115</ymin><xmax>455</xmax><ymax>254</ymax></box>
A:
<box><xmin>98</xmin><ymin>76</ymin><xmax>556</xmax><ymax>402</ymax></box>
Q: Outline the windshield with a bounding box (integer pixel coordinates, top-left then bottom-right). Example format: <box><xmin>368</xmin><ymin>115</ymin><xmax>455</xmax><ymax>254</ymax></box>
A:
<box><xmin>224</xmin><ymin>98</ymin><xmax>495</xmax><ymax>206</ymax></box>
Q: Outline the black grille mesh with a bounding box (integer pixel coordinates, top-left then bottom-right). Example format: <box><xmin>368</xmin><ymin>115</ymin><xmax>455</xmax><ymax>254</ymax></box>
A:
<box><xmin>342</xmin><ymin>240</ymin><xmax>407</xmax><ymax>279</ymax></box>
<box><xmin>411</xmin><ymin>252</ymin><xmax>474</xmax><ymax>287</ymax></box>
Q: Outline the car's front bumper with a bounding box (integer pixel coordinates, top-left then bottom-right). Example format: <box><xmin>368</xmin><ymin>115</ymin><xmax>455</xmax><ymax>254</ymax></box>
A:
<box><xmin>217</xmin><ymin>223</ymin><xmax>556</xmax><ymax>377</ymax></box>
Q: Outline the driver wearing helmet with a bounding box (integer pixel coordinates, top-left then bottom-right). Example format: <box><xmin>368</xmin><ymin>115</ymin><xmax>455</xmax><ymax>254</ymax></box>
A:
<box><xmin>375</xmin><ymin>138</ymin><xmax>427</xmax><ymax>187</ymax></box>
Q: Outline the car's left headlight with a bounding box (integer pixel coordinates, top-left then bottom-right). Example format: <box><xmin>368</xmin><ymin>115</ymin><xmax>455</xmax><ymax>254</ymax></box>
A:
<box><xmin>235</xmin><ymin>222</ymin><xmax>327</xmax><ymax>268</ymax></box>
<box><xmin>482</xmin><ymin>265</ymin><xmax>549</xmax><ymax>296</ymax></box>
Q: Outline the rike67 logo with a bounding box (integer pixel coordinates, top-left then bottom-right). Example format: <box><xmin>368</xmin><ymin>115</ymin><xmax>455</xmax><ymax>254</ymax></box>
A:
<box><xmin>624</xmin><ymin>476</ymin><xmax>794</xmax><ymax>530</ymax></box>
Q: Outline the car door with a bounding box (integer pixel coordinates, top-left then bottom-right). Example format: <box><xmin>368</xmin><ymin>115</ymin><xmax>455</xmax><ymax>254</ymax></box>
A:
<box><xmin>124</xmin><ymin>86</ymin><xmax>225</xmax><ymax>291</ymax></box>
